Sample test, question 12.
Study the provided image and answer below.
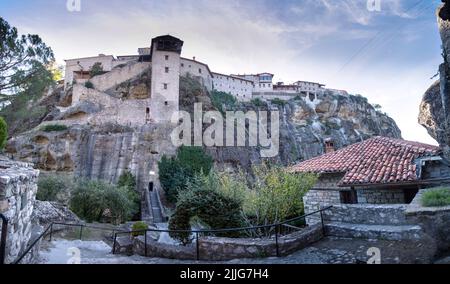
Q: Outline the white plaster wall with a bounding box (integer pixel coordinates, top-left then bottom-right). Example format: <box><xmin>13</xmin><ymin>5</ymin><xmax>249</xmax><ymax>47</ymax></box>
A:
<box><xmin>180</xmin><ymin>58</ymin><xmax>213</xmax><ymax>91</ymax></box>
<box><xmin>90</xmin><ymin>62</ymin><xmax>150</xmax><ymax>92</ymax></box>
<box><xmin>212</xmin><ymin>73</ymin><xmax>253</xmax><ymax>101</ymax></box>
<box><xmin>64</xmin><ymin>55</ymin><xmax>115</xmax><ymax>89</ymax></box>
<box><xmin>150</xmin><ymin>48</ymin><xmax>180</xmax><ymax>123</ymax></box>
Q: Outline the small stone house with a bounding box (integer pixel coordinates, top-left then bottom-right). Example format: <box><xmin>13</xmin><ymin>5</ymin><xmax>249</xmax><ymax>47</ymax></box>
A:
<box><xmin>291</xmin><ymin>137</ymin><xmax>450</xmax><ymax>213</ymax></box>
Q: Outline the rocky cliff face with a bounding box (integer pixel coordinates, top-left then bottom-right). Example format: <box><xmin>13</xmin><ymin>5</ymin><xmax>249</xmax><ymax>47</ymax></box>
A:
<box><xmin>6</xmin><ymin>73</ymin><xmax>401</xmax><ymax>195</ymax></box>
<box><xmin>419</xmin><ymin>3</ymin><xmax>450</xmax><ymax>157</ymax></box>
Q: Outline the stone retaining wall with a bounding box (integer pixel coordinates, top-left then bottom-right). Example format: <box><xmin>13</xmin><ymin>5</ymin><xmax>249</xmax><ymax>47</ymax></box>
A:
<box><xmin>0</xmin><ymin>156</ymin><xmax>39</xmax><ymax>264</ymax></box>
<box><xmin>322</xmin><ymin>204</ymin><xmax>409</xmax><ymax>225</ymax></box>
<box><xmin>121</xmin><ymin>224</ymin><xmax>323</xmax><ymax>261</ymax></box>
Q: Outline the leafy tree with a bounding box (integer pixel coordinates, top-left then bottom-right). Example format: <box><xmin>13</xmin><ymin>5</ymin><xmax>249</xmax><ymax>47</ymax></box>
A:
<box><xmin>0</xmin><ymin>116</ymin><xmax>7</xmax><ymax>151</ymax></box>
<box><xmin>89</xmin><ymin>62</ymin><xmax>104</xmax><ymax>78</ymax></box>
<box><xmin>69</xmin><ymin>179</ymin><xmax>139</xmax><ymax>225</ymax></box>
<box><xmin>0</xmin><ymin>17</ymin><xmax>54</xmax><ymax>93</ymax></box>
<box><xmin>158</xmin><ymin>146</ymin><xmax>213</xmax><ymax>203</ymax></box>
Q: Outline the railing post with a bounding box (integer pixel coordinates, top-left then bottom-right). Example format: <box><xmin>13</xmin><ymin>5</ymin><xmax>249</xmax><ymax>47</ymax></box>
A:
<box><xmin>275</xmin><ymin>224</ymin><xmax>280</xmax><ymax>257</ymax></box>
<box><xmin>144</xmin><ymin>231</ymin><xmax>148</xmax><ymax>257</ymax></box>
<box><xmin>320</xmin><ymin>208</ymin><xmax>325</xmax><ymax>235</ymax></box>
<box><xmin>112</xmin><ymin>233</ymin><xmax>117</xmax><ymax>255</ymax></box>
<box><xmin>79</xmin><ymin>225</ymin><xmax>84</xmax><ymax>240</ymax></box>
<box><xmin>49</xmin><ymin>223</ymin><xmax>54</xmax><ymax>242</ymax></box>
<box><xmin>196</xmin><ymin>232</ymin><xmax>200</xmax><ymax>261</ymax></box>
<box><xmin>0</xmin><ymin>214</ymin><xmax>8</xmax><ymax>265</ymax></box>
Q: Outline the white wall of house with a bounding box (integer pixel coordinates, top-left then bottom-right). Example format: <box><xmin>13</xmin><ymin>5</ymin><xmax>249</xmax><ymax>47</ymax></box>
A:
<box><xmin>212</xmin><ymin>73</ymin><xmax>253</xmax><ymax>101</ymax></box>
<box><xmin>180</xmin><ymin>58</ymin><xmax>213</xmax><ymax>91</ymax></box>
<box><xmin>64</xmin><ymin>55</ymin><xmax>115</xmax><ymax>90</ymax></box>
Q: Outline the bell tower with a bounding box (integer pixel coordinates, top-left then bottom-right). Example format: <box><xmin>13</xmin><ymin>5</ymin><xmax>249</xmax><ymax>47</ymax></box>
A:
<box><xmin>149</xmin><ymin>35</ymin><xmax>184</xmax><ymax>123</ymax></box>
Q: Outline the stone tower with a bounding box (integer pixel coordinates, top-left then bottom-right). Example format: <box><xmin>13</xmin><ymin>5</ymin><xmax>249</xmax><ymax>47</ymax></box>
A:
<box><xmin>149</xmin><ymin>35</ymin><xmax>184</xmax><ymax>123</ymax></box>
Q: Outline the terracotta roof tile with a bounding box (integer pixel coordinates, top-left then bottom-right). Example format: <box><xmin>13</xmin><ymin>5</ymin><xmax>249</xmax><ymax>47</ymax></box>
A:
<box><xmin>291</xmin><ymin>137</ymin><xmax>440</xmax><ymax>186</ymax></box>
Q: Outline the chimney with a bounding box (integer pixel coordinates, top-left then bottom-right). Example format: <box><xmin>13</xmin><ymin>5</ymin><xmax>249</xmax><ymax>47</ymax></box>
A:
<box><xmin>325</xmin><ymin>139</ymin><xmax>335</xmax><ymax>154</ymax></box>
<box><xmin>193</xmin><ymin>56</ymin><xmax>196</xmax><ymax>61</ymax></box>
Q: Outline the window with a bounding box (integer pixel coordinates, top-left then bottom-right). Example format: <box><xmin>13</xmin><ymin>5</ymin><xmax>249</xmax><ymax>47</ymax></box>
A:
<box><xmin>165</xmin><ymin>55</ymin><xmax>169</xmax><ymax>60</ymax></box>
<box><xmin>199</xmin><ymin>68</ymin><xmax>202</xmax><ymax>74</ymax></box>
<box><xmin>165</xmin><ymin>67</ymin><xmax>169</xmax><ymax>73</ymax></box>
<box><xmin>181</xmin><ymin>63</ymin><xmax>184</xmax><ymax>67</ymax></box>
<box><xmin>165</xmin><ymin>101</ymin><xmax>169</xmax><ymax>106</ymax></box>
<box><xmin>340</xmin><ymin>190</ymin><xmax>358</xmax><ymax>204</ymax></box>
<box><xmin>163</xmin><ymin>83</ymin><xmax>168</xmax><ymax>90</ymax></box>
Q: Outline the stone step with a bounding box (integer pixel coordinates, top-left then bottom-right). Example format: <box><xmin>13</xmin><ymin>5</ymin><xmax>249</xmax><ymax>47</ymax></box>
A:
<box><xmin>325</xmin><ymin>222</ymin><xmax>423</xmax><ymax>241</ymax></box>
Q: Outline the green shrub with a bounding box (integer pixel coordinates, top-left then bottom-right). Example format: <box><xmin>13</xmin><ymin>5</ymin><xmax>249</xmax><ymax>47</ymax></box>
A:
<box><xmin>118</xmin><ymin>171</ymin><xmax>136</xmax><ymax>190</ymax></box>
<box><xmin>250</xmin><ymin>98</ymin><xmax>265</xmax><ymax>107</ymax></box>
<box><xmin>210</xmin><ymin>90</ymin><xmax>237</xmax><ymax>113</ymax></box>
<box><xmin>422</xmin><ymin>187</ymin><xmax>450</xmax><ymax>207</ymax></box>
<box><xmin>271</xmin><ymin>98</ymin><xmax>286</xmax><ymax>107</ymax></box>
<box><xmin>41</xmin><ymin>124</ymin><xmax>68</xmax><ymax>132</ymax></box>
<box><xmin>131</xmin><ymin>221</ymin><xmax>149</xmax><ymax>237</ymax></box>
<box><xmin>169</xmin><ymin>174</ymin><xmax>244</xmax><ymax>245</ymax></box>
<box><xmin>90</xmin><ymin>62</ymin><xmax>105</xmax><ymax>78</ymax></box>
<box><xmin>69</xmin><ymin>179</ymin><xmax>139</xmax><ymax>225</ymax></box>
<box><xmin>158</xmin><ymin>146</ymin><xmax>213</xmax><ymax>203</ymax></box>
<box><xmin>0</xmin><ymin>117</ymin><xmax>7</xmax><ymax>151</ymax></box>
<box><xmin>37</xmin><ymin>174</ymin><xmax>73</xmax><ymax>203</ymax></box>
<box><xmin>85</xmin><ymin>81</ymin><xmax>94</xmax><ymax>89</ymax></box>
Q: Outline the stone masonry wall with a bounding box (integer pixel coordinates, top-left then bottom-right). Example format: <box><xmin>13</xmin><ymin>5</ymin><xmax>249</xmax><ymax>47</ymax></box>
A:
<box><xmin>0</xmin><ymin>156</ymin><xmax>39</xmax><ymax>264</ymax></box>
<box><xmin>357</xmin><ymin>189</ymin><xmax>406</xmax><ymax>204</ymax></box>
<box><xmin>127</xmin><ymin>224</ymin><xmax>323</xmax><ymax>261</ymax></box>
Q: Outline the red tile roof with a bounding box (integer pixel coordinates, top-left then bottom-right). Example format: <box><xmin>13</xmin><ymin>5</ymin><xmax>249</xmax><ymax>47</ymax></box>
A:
<box><xmin>291</xmin><ymin>137</ymin><xmax>441</xmax><ymax>186</ymax></box>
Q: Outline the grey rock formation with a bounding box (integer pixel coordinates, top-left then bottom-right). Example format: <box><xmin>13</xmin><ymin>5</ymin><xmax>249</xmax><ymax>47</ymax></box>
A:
<box><xmin>419</xmin><ymin>4</ymin><xmax>450</xmax><ymax>157</ymax></box>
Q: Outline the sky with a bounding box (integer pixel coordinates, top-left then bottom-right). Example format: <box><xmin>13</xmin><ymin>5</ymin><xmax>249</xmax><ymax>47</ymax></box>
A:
<box><xmin>0</xmin><ymin>0</ymin><xmax>444</xmax><ymax>145</ymax></box>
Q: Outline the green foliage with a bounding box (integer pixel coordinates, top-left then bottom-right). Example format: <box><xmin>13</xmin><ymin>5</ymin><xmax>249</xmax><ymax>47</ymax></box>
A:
<box><xmin>85</xmin><ymin>81</ymin><xmax>94</xmax><ymax>89</ymax></box>
<box><xmin>250</xmin><ymin>98</ymin><xmax>265</xmax><ymax>107</ymax></box>
<box><xmin>118</xmin><ymin>171</ymin><xmax>136</xmax><ymax>190</ymax></box>
<box><xmin>271</xmin><ymin>98</ymin><xmax>286</xmax><ymax>107</ymax></box>
<box><xmin>242</xmin><ymin>164</ymin><xmax>318</xmax><ymax>228</ymax></box>
<box><xmin>37</xmin><ymin>174</ymin><xmax>73</xmax><ymax>203</ymax></box>
<box><xmin>158</xmin><ymin>146</ymin><xmax>213</xmax><ymax>203</ymax></box>
<box><xmin>41</xmin><ymin>124</ymin><xmax>68</xmax><ymax>132</ymax></box>
<box><xmin>210</xmin><ymin>90</ymin><xmax>237</xmax><ymax>114</ymax></box>
<box><xmin>131</xmin><ymin>221</ymin><xmax>149</xmax><ymax>237</ymax></box>
<box><xmin>169</xmin><ymin>173</ymin><xmax>244</xmax><ymax>245</ymax></box>
<box><xmin>422</xmin><ymin>187</ymin><xmax>450</xmax><ymax>207</ymax></box>
<box><xmin>69</xmin><ymin>179</ymin><xmax>139</xmax><ymax>225</ymax></box>
<box><xmin>0</xmin><ymin>116</ymin><xmax>7</xmax><ymax>151</ymax></box>
<box><xmin>89</xmin><ymin>62</ymin><xmax>105</xmax><ymax>78</ymax></box>
<box><xmin>0</xmin><ymin>17</ymin><xmax>54</xmax><ymax>93</ymax></box>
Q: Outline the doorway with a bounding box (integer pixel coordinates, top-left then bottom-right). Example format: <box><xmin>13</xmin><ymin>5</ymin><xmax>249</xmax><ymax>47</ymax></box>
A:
<box><xmin>149</xmin><ymin>182</ymin><xmax>154</xmax><ymax>192</ymax></box>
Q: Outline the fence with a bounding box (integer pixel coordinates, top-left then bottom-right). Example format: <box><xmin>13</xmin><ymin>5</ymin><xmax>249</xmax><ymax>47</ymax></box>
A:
<box><xmin>12</xmin><ymin>206</ymin><xmax>331</xmax><ymax>264</ymax></box>
<box><xmin>113</xmin><ymin>206</ymin><xmax>332</xmax><ymax>260</ymax></box>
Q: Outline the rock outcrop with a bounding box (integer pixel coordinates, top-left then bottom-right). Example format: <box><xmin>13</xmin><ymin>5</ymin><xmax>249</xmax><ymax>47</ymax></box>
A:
<box><xmin>419</xmin><ymin>3</ymin><xmax>450</xmax><ymax>157</ymax></box>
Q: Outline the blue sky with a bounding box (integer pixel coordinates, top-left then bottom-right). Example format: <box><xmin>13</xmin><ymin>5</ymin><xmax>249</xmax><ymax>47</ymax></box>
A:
<box><xmin>0</xmin><ymin>0</ymin><xmax>444</xmax><ymax>144</ymax></box>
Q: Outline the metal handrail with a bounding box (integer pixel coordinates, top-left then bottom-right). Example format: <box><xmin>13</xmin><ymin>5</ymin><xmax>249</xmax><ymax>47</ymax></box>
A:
<box><xmin>13</xmin><ymin>222</ymin><xmax>126</xmax><ymax>264</ymax></box>
<box><xmin>113</xmin><ymin>206</ymin><xmax>333</xmax><ymax>260</ymax></box>
<box><xmin>12</xmin><ymin>206</ymin><xmax>332</xmax><ymax>264</ymax></box>
<box><xmin>0</xmin><ymin>214</ymin><xmax>8</xmax><ymax>265</ymax></box>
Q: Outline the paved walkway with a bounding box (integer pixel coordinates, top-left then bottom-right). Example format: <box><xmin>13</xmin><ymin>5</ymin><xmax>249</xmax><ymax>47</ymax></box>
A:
<box><xmin>38</xmin><ymin>237</ymin><xmax>436</xmax><ymax>264</ymax></box>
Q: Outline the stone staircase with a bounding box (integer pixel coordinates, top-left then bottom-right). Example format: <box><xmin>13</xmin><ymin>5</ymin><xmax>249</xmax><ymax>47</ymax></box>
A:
<box><xmin>322</xmin><ymin>204</ymin><xmax>425</xmax><ymax>241</ymax></box>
